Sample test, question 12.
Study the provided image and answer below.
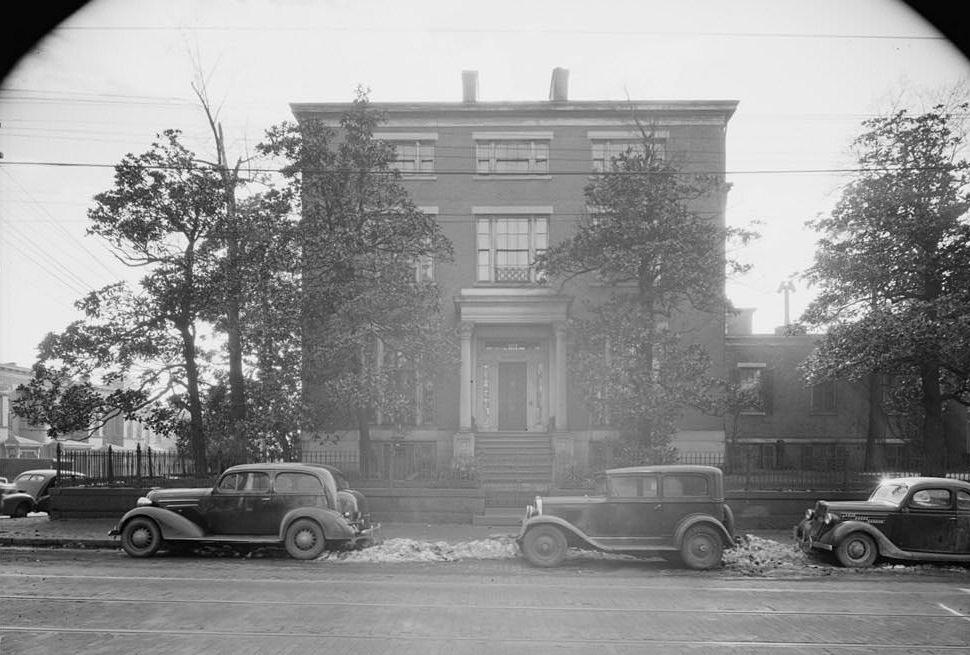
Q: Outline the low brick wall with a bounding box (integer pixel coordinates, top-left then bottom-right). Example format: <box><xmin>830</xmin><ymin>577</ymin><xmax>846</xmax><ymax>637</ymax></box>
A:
<box><xmin>727</xmin><ymin>490</ymin><xmax>867</xmax><ymax>529</ymax></box>
<box><xmin>49</xmin><ymin>487</ymin><xmax>150</xmax><ymax>519</ymax></box>
<box><xmin>49</xmin><ymin>486</ymin><xmax>864</xmax><ymax>527</ymax></box>
<box><xmin>49</xmin><ymin>486</ymin><xmax>486</xmax><ymax>523</ymax></box>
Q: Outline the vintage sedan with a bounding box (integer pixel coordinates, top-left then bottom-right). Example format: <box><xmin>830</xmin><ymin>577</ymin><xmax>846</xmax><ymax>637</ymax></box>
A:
<box><xmin>795</xmin><ymin>476</ymin><xmax>970</xmax><ymax>567</ymax></box>
<box><xmin>0</xmin><ymin>469</ymin><xmax>86</xmax><ymax>517</ymax></box>
<box><xmin>110</xmin><ymin>463</ymin><xmax>380</xmax><ymax>560</ymax></box>
<box><xmin>518</xmin><ymin>465</ymin><xmax>736</xmax><ymax>570</ymax></box>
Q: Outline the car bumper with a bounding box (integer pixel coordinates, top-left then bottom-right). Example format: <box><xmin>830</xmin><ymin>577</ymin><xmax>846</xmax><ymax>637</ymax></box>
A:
<box><xmin>353</xmin><ymin>523</ymin><xmax>382</xmax><ymax>548</ymax></box>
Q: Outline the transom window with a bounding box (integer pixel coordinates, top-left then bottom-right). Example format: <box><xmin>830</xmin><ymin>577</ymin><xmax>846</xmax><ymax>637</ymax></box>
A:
<box><xmin>476</xmin><ymin>216</ymin><xmax>548</xmax><ymax>282</ymax></box>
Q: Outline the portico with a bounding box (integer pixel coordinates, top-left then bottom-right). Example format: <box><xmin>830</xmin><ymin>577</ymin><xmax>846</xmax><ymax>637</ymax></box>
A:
<box><xmin>454</xmin><ymin>289</ymin><xmax>572</xmax><ymax>450</ymax></box>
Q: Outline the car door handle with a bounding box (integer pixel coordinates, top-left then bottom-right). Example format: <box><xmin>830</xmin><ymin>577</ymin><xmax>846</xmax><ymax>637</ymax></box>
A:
<box><xmin>260</xmin><ymin>497</ymin><xmax>273</xmax><ymax>502</ymax></box>
<box><xmin>654</xmin><ymin>504</ymin><xmax>663</xmax><ymax>511</ymax></box>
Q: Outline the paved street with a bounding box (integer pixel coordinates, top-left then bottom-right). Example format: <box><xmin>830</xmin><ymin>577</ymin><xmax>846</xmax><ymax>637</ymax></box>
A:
<box><xmin>2</xmin><ymin>547</ymin><xmax>969</xmax><ymax>654</ymax></box>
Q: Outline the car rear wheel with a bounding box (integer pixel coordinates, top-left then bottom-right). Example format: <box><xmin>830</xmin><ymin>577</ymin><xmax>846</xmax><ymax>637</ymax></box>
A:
<box><xmin>835</xmin><ymin>532</ymin><xmax>877</xmax><ymax>568</ymax></box>
<box><xmin>121</xmin><ymin>517</ymin><xmax>163</xmax><ymax>558</ymax></box>
<box><xmin>11</xmin><ymin>501</ymin><xmax>30</xmax><ymax>518</ymax></box>
<box><xmin>285</xmin><ymin>519</ymin><xmax>327</xmax><ymax>560</ymax></box>
<box><xmin>680</xmin><ymin>524</ymin><xmax>724</xmax><ymax>570</ymax></box>
<box><xmin>522</xmin><ymin>524</ymin><xmax>568</xmax><ymax>567</ymax></box>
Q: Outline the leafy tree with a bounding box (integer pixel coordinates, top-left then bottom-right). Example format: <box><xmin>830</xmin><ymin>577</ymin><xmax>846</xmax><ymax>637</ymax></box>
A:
<box><xmin>13</xmin><ymin>131</ymin><xmax>225</xmax><ymax>469</ymax></box>
<box><xmin>260</xmin><ymin>90</ymin><xmax>453</xmax><ymax>473</ymax></box>
<box><xmin>538</xmin><ymin>126</ymin><xmax>754</xmax><ymax>461</ymax></box>
<box><xmin>800</xmin><ymin>104</ymin><xmax>970</xmax><ymax>476</ymax></box>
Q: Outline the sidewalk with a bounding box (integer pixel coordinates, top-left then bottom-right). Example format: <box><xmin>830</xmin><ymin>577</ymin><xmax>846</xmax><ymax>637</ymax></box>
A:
<box><xmin>0</xmin><ymin>515</ymin><xmax>792</xmax><ymax>550</ymax></box>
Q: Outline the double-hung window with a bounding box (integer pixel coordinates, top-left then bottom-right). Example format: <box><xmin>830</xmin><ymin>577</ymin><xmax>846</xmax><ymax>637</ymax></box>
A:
<box><xmin>375</xmin><ymin>132</ymin><xmax>437</xmax><ymax>175</ymax></box>
<box><xmin>474</xmin><ymin>132</ymin><xmax>552</xmax><ymax>175</ymax></box>
<box><xmin>589</xmin><ymin>130</ymin><xmax>666</xmax><ymax>172</ymax></box>
<box><xmin>474</xmin><ymin>209</ymin><xmax>550</xmax><ymax>283</ymax></box>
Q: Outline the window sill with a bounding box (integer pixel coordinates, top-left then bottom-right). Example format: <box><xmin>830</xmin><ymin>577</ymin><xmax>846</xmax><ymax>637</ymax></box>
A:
<box><xmin>398</xmin><ymin>174</ymin><xmax>437</xmax><ymax>181</ymax></box>
<box><xmin>473</xmin><ymin>175</ymin><xmax>552</xmax><ymax>181</ymax></box>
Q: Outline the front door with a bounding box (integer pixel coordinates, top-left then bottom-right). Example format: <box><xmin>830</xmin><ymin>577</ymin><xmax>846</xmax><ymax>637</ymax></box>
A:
<box><xmin>498</xmin><ymin>362</ymin><xmax>528</xmax><ymax>430</ymax></box>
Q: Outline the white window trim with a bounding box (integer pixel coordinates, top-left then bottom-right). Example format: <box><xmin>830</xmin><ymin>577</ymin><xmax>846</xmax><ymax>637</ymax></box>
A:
<box><xmin>472</xmin><ymin>206</ymin><xmax>553</xmax><ymax>215</ymax></box>
<box><xmin>476</xmin><ymin>214</ymin><xmax>549</xmax><ymax>284</ymax></box>
<box><xmin>472</xmin><ymin>131</ymin><xmax>553</xmax><ymax>140</ymax></box>
<box><xmin>737</xmin><ymin>363</ymin><xmax>767</xmax><ymax>416</ymax></box>
<box><xmin>474</xmin><ymin>132</ymin><xmax>553</xmax><ymax>178</ymax></box>
<box><xmin>375</xmin><ymin>133</ymin><xmax>438</xmax><ymax>178</ymax></box>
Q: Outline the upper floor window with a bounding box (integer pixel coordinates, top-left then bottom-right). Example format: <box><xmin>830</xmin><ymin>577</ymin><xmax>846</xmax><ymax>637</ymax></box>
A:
<box><xmin>589</xmin><ymin>130</ymin><xmax>667</xmax><ymax>172</ymax></box>
<box><xmin>375</xmin><ymin>132</ymin><xmax>437</xmax><ymax>175</ymax></box>
<box><xmin>476</xmin><ymin>214</ymin><xmax>548</xmax><ymax>283</ymax></box>
<box><xmin>810</xmin><ymin>381</ymin><xmax>837</xmax><ymax>414</ymax></box>
<box><xmin>736</xmin><ymin>363</ymin><xmax>769</xmax><ymax>415</ymax></box>
<box><xmin>474</xmin><ymin>132</ymin><xmax>552</xmax><ymax>176</ymax></box>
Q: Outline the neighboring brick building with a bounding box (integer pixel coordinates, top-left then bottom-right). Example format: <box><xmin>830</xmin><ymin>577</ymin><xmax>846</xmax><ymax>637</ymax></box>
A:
<box><xmin>724</xmin><ymin>309</ymin><xmax>969</xmax><ymax>470</ymax></box>
<box><xmin>292</xmin><ymin>69</ymin><xmax>737</xmax><ymax>485</ymax></box>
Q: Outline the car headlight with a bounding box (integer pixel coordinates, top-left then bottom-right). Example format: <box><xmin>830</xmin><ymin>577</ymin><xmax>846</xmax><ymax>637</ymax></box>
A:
<box><xmin>135</xmin><ymin>496</ymin><xmax>153</xmax><ymax>507</ymax></box>
<box><xmin>823</xmin><ymin>512</ymin><xmax>838</xmax><ymax>524</ymax></box>
<box><xmin>535</xmin><ymin>496</ymin><xmax>543</xmax><ymax>515</ymax></box>
<box><xmin>804</xmin><ymin>509</ymin><xmax>814</xmax><ymax>520</ymax></box>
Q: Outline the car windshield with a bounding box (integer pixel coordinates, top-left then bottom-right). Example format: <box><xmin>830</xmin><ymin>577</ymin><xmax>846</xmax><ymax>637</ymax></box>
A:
<box><xmin>869</xmin><ymin>482</ymin><xmax>910</xmax><ymax>505</ymax></box>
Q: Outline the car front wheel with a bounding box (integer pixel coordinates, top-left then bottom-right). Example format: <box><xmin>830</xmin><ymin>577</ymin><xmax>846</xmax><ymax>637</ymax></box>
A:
<box><xmin>121</xmin><ymin>517</ymin><xmax>163</xmax><ymax>558</ymax></box>
<box><xmin>285</xmin><ymin>519</ymin><xmax>327</xmax><ymax>560</ymax></box>
<box><xmin>522</xmin><ymin>524</ymin><xmax>568</xmax><ymax>567</ymax></box>
<box><xmin>680</xmin><ymin>524</ymin><xmax>724</xmax><ymax>570</ymax></box>
<box><xmin>11</xmin><ymin>501</ymin><xmax>31</xmax><ymax>518</ymax></box>
<box><xmin>835</xmin><ymin>532</ymin><xmax>877</xmax><ymax>567</ymax></box>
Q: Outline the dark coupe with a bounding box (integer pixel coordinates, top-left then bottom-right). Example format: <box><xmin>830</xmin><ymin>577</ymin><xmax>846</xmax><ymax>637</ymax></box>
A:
<box><xmin>111</xmin><ymin>462</ymin><xmax>380</xmax><ymax>559</ymax></box>
<box><xmin>795</xmin><ymin>476</ymin><xmax>970</xmax><ymax>567</ymax></box>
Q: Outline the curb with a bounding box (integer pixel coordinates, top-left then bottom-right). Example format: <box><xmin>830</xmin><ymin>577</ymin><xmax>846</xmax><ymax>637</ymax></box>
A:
<box><xmin>1</xmin><ymin>537</ymin><xmax>118</xmax><ymax>549</ymax></box>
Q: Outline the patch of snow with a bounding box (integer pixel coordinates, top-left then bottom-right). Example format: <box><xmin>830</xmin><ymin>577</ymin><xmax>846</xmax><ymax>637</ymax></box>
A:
<box><xmin>320</xmin><ymin>537</ymin><xmax>520</xmax><ymax>563</ymax></box>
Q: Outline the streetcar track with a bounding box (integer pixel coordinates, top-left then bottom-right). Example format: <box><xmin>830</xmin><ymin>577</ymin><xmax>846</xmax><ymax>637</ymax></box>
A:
<box><xmin>1</xmin><ymin>592</ymin><xmax>965</xmax><ymax>619</ymax></box>
<box><xmin>0</xmin><ymin>626</ymin><xmax>968</xmax><ymax>650</ymax></box>
<box><xmin>1</xmin><ymin>572</ymin><xmax>964</xmax><ymax>595</ymax></box>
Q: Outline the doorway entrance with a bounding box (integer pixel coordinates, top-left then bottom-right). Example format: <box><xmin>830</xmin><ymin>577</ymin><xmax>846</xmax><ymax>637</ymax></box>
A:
<box><xmin>498</xmin><ymin>362</ymin><xmax>527</xmax><ymax>430</ymax></box>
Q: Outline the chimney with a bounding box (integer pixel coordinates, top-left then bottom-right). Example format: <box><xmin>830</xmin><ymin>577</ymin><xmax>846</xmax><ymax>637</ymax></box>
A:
<box><xmin>549</xmin><ymin>67</ymin><xmax>569</xmax><ymax>102</ymax></box>
<box><xmin>462</xmin><ymin>70</ymin><xmax>479</xmax><ymax>103</ymax></box>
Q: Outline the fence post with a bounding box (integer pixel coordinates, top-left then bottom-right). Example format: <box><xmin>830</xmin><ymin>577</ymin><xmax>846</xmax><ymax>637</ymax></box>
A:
<box><xmin>107</xmin><ymin>445</ymin><xmax>114</xmax><ymax>483</ymax></box>
<box><xmin>744</xmin><ymin>444</ymin><xmax>751</xmax><ymax>492</ymax></box>
<box><xmin>136</xmin><ymin>443</ymin><xmax>142</xmax><ymax>480</ymax></box>
<box><xmin>56</xmin><ymin>442</ymin><xmax>62</xmax><ymax>475</ymax></box>
<box><xmin>148</xmin><ymin>446</ymin><xmax>154</xmax><ymax>479</ymax></box>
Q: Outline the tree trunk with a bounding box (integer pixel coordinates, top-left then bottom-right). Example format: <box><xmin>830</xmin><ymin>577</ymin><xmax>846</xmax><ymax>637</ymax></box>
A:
<box><xmin>178</xmin><ymin>322</ymin><xmax>207</xmax><ymax>474</ymax></box>
<box><xmin>864</xmin><ymin>374</ymin><xmax>884</xmax><ymax>470</ymax></box>
<box><xmin>919</xmin><ymin>361</ymin><xmax>946</xmax><ymax>476</ymax></box>
<box><xmin>356</xmin><ymin>406</ymin><xmax>372</xmax><ymax>476</ymax></box>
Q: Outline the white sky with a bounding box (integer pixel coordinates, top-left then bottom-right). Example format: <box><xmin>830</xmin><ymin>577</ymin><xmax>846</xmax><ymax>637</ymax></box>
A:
<box><xmin>1</xmin><ymin>0</ymin><xmax>968</xmax><ymax>367</ymax></box>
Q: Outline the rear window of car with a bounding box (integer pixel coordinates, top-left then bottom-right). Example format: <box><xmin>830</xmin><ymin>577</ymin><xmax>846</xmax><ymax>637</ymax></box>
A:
<box><xmin>910</xmin><ymin>489</ymin><xmax>951</xmax><ymax>508</ymax></box>
<box><xmin>663</xmin><ymin>475</ymin><xmax>709</xmax><ymax>497</ymax></box>
<box><xmin>275</xmin><ymin>472</ymin><xmax>324</xmax><ymax>493</ymax></box>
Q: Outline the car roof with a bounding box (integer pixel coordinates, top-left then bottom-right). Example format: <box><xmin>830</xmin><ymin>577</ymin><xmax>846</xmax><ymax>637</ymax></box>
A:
<box><xmin>879</xmin><ymin>476</ymin><xmax>970</xmax><ymax>490</ymax></box>
<box><xmin>605</xmin><ymin>465</ymin><xmax>723</xmax><ymax>475</ymax></box>
<box><xmin>221</xmin><ymin>463</ymin><xmax>337</xmax><ymax>474</ymax></box>
<box><xmin>15</xmin><ymin>469</ymin><xmax>85</xmax><ymax>477</ymax></box>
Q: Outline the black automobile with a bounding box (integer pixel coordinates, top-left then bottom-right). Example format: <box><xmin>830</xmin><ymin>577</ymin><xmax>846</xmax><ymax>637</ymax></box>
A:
<box><xmin>0</xmin><ymin>469</ymin><xmax>86</xmax><ymax>518</ymax></box>
<box><xmin>517</xmin><ymin>465</ymin><xmax>736</xmax><ymax>570</ymax></box>
<box><xmin>796</xmin><ymin>476</ymin><xmax>970</xmax><ymax>567</ymax></box>
<box><xmin>111</xmin><ymin>462</ymin><xmax>380</xmax><ymax>559</ymax></box>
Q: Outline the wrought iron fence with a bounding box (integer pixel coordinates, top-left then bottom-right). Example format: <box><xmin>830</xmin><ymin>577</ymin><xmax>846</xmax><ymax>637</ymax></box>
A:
<box><xmin>301</xmin><ymin>441</ymin><xmax>478</xmax><ymax>487</ymax></box>
<box><xmin>54</xmin><ymin>443</ymin><xmax>198</xmax><ymax>486</ymax></box>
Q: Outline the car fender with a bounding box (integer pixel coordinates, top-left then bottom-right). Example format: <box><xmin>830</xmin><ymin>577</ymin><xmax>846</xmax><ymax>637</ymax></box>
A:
<box><xmin>116</xmin><ymin>506</ymin><xmax>207</xmax><ymax>540</ymax></box>
<box><xmin>824</xmin><ymin>520</ymin><xmax>896</xmax><ymax>554</ymax></box>
<box><xmin>519</xmin><ymin>515</ymin><xmax>599</xmax><ymax>550</ymax></box>
<box><xmin>279</xmin><ymin>507</ymin><xmax>355</xmax><ymax>542</ymax></box>
<box><xmin>674</xmin><ymin>513</ymin><xmax>733</xmax><ymax>548</ymax></box>
<box><xmin>1</xmin><ymin>492</ymin><xmax>36</xmax><ymax>515</ymax></box>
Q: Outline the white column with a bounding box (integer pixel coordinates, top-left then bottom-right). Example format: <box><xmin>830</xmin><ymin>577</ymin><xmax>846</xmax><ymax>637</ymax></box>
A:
<box><xmin>554</xmin><ymin>321</ymin><xmax>568</xmax><ymax>431</ymax></box>
<box><xmin>459</xmin><ymin>321</ymin><xmax>474</xmax><ymax>432</ymax></box>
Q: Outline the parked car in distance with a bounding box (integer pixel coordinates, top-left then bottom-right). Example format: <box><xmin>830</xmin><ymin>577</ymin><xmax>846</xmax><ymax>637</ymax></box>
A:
<box><xmin>795</xmin><ymin>476</ymin><xmax>970</xmax><ymax>567</ymax></box>
<box><xmin>110</xmin><ymin>462</ymin><xmax>380</xmax><ymax>560</ymax></box>
<box><xmin>0</xmin><ymin>469</ymin><xmax>87</xmax><ymax>518</ymax></box>
<box><xmin>517</xmin><ymin>465</ymin><xmax>736</xmax><ymax>570</ymax></box>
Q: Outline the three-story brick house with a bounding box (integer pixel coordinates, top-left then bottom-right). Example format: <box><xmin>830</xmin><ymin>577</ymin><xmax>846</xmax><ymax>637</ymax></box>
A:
<box><xmin>293</xmin><ymin>69</ymin><xmax>737</xmax><ymax>487</ymax></box>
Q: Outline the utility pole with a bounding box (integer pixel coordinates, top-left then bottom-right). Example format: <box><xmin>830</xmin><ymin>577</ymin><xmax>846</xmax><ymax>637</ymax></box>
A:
<box><xmin>777</xmin><ymin>279</ymin><xmax>796</xmax><ymax>327</ymax></box>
